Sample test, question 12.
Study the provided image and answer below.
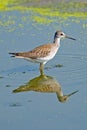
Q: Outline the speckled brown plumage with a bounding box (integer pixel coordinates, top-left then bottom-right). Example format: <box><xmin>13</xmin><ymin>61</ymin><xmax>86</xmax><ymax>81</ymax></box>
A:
<box><xmin>9</xmin><ymin>43</ymin><xmax>58</xmax><ymax>59</ymax></box>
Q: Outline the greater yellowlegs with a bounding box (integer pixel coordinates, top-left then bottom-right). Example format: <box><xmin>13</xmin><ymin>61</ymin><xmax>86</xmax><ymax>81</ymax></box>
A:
<box><xmin>9</xmin><ymin>31</ymin><xmax>76</xmax><ymax>75</ymax></box>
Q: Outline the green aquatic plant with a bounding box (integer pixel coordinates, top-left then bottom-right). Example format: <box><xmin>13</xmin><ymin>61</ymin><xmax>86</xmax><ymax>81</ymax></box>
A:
<box><xmin>0</xmin><ymin>1</ymin><xmax>87</xmax><ymax>25</ymax></box>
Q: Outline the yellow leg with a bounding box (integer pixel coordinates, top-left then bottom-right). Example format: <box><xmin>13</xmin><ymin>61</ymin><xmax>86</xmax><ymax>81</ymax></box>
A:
<box><xmin>40</xmin><ymin>63</ymin><xmax>44</xmax><ymax>75</ymax></box>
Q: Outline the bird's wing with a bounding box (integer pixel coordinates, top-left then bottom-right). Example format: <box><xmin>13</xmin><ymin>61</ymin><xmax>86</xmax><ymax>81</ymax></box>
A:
<box><xmin>9</xmin><ymin>44</ymin><xmax>53</xmax><ymax>59</ymax></box>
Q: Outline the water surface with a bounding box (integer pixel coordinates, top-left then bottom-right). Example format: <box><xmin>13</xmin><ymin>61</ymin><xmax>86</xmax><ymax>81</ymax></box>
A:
<box><xmin>0</xmin><ymin>1</ymin><xmax>87</xmax><ymax>130</ymax></box>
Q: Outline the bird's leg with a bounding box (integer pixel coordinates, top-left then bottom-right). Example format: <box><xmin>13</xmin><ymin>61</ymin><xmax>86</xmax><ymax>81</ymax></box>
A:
<box><xmin>40</xmin><ymin>63</ymin><xmax>44</xmax><ymax>75</ymax></box>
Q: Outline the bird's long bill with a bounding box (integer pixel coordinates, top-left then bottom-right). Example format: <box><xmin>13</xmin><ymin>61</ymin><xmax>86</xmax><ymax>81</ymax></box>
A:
<box><xmin>68</xmin><ymin>90</ymin><xmax>79</xmax><ymax>97</ymax></box>
<box><xmin>66</xmin><ymin>35</ymin><xmax>76</xmax><ymax>40</ymax></box>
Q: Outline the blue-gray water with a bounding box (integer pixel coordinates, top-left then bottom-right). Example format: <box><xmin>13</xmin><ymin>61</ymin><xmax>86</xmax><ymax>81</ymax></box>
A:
<box><xmin>0</xmin><ymin>10</ymin><xmax>87</xmax><ymax>130</ymax></box>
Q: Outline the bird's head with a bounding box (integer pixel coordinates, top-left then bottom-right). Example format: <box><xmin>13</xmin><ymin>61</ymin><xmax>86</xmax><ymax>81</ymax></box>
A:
<box><xmin>54</xmin><ymin>31</ymin><xmax>76</xmax><ymax>40</ymax></box>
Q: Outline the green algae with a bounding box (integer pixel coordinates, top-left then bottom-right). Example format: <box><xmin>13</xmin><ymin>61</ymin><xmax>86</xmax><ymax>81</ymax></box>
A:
<box><xmin>0</xmin><ymin>0</ymin><xmax>87</xmax><ymax>25</ymax></box>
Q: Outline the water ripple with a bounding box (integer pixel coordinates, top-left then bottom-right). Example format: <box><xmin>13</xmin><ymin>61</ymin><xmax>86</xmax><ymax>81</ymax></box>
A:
<box><xmin>56</xmin><ymin>54</ymin><xmax>87</xmax><ymax>82</ymax></box>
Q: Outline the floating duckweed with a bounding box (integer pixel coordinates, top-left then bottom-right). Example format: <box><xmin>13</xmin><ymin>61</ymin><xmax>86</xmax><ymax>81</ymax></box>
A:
<box><xmin>0</xmin><ymin>1</ymin><xmax>87</xmax><ymax>25</ymax></box>
<box><xmin>54</xmin><ymin>64</ymin><xmax>63</xmax><ymax>68</ymax></box>
<box><xmin>31</xmin><ymin>16</ymin><xmax>54</xmax><ymax>24</ymax></box>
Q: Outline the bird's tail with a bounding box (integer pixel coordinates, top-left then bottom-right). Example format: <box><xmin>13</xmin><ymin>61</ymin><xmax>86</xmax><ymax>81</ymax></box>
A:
<box><xmin>9</xmin><ymin>52</ymin><xmax>20</xmax><ymax>57</ymax></box>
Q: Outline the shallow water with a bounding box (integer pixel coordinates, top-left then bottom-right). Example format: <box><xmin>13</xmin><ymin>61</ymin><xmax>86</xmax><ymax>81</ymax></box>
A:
<box><xmin>0</xmin><ymin>5</ymin><xmax>87</xmax><ymax>130</ymax></box>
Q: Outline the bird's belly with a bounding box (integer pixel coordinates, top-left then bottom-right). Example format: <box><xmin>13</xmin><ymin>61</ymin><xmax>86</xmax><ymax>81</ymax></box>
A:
<box><xmin>24</xmin><ymin>57</ymin><xmax>40</xmax><ymax>63</ymax></box>
<box><xmin>24</xmin><ymin>54</ymin><xmax>55</xmax><ymax>64</ymax></box>
<box><xmin>24</xmin><ymin>57</ymin><xmax>48</xmax><ymax>64</ymax></box>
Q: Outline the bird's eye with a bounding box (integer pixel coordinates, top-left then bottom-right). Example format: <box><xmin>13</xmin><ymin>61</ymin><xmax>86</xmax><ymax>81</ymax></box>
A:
<box><xmin>61</xmin><ymin>33</ymin><xmax>63</xmax><ymax>35</ymax></box>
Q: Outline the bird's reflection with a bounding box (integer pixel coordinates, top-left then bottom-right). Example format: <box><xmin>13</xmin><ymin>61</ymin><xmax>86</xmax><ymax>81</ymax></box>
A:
<box><xmin>13</xmin><ymin>74</ymin><xmax>78</xmax><ymax>103</ymax></box>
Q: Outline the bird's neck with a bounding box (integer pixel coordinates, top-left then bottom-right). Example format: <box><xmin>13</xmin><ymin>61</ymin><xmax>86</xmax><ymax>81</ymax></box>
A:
<box><xmin>53</xmin><ymin>37</ymin><xmax>60</xmax><ymax>46</ymax></box>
